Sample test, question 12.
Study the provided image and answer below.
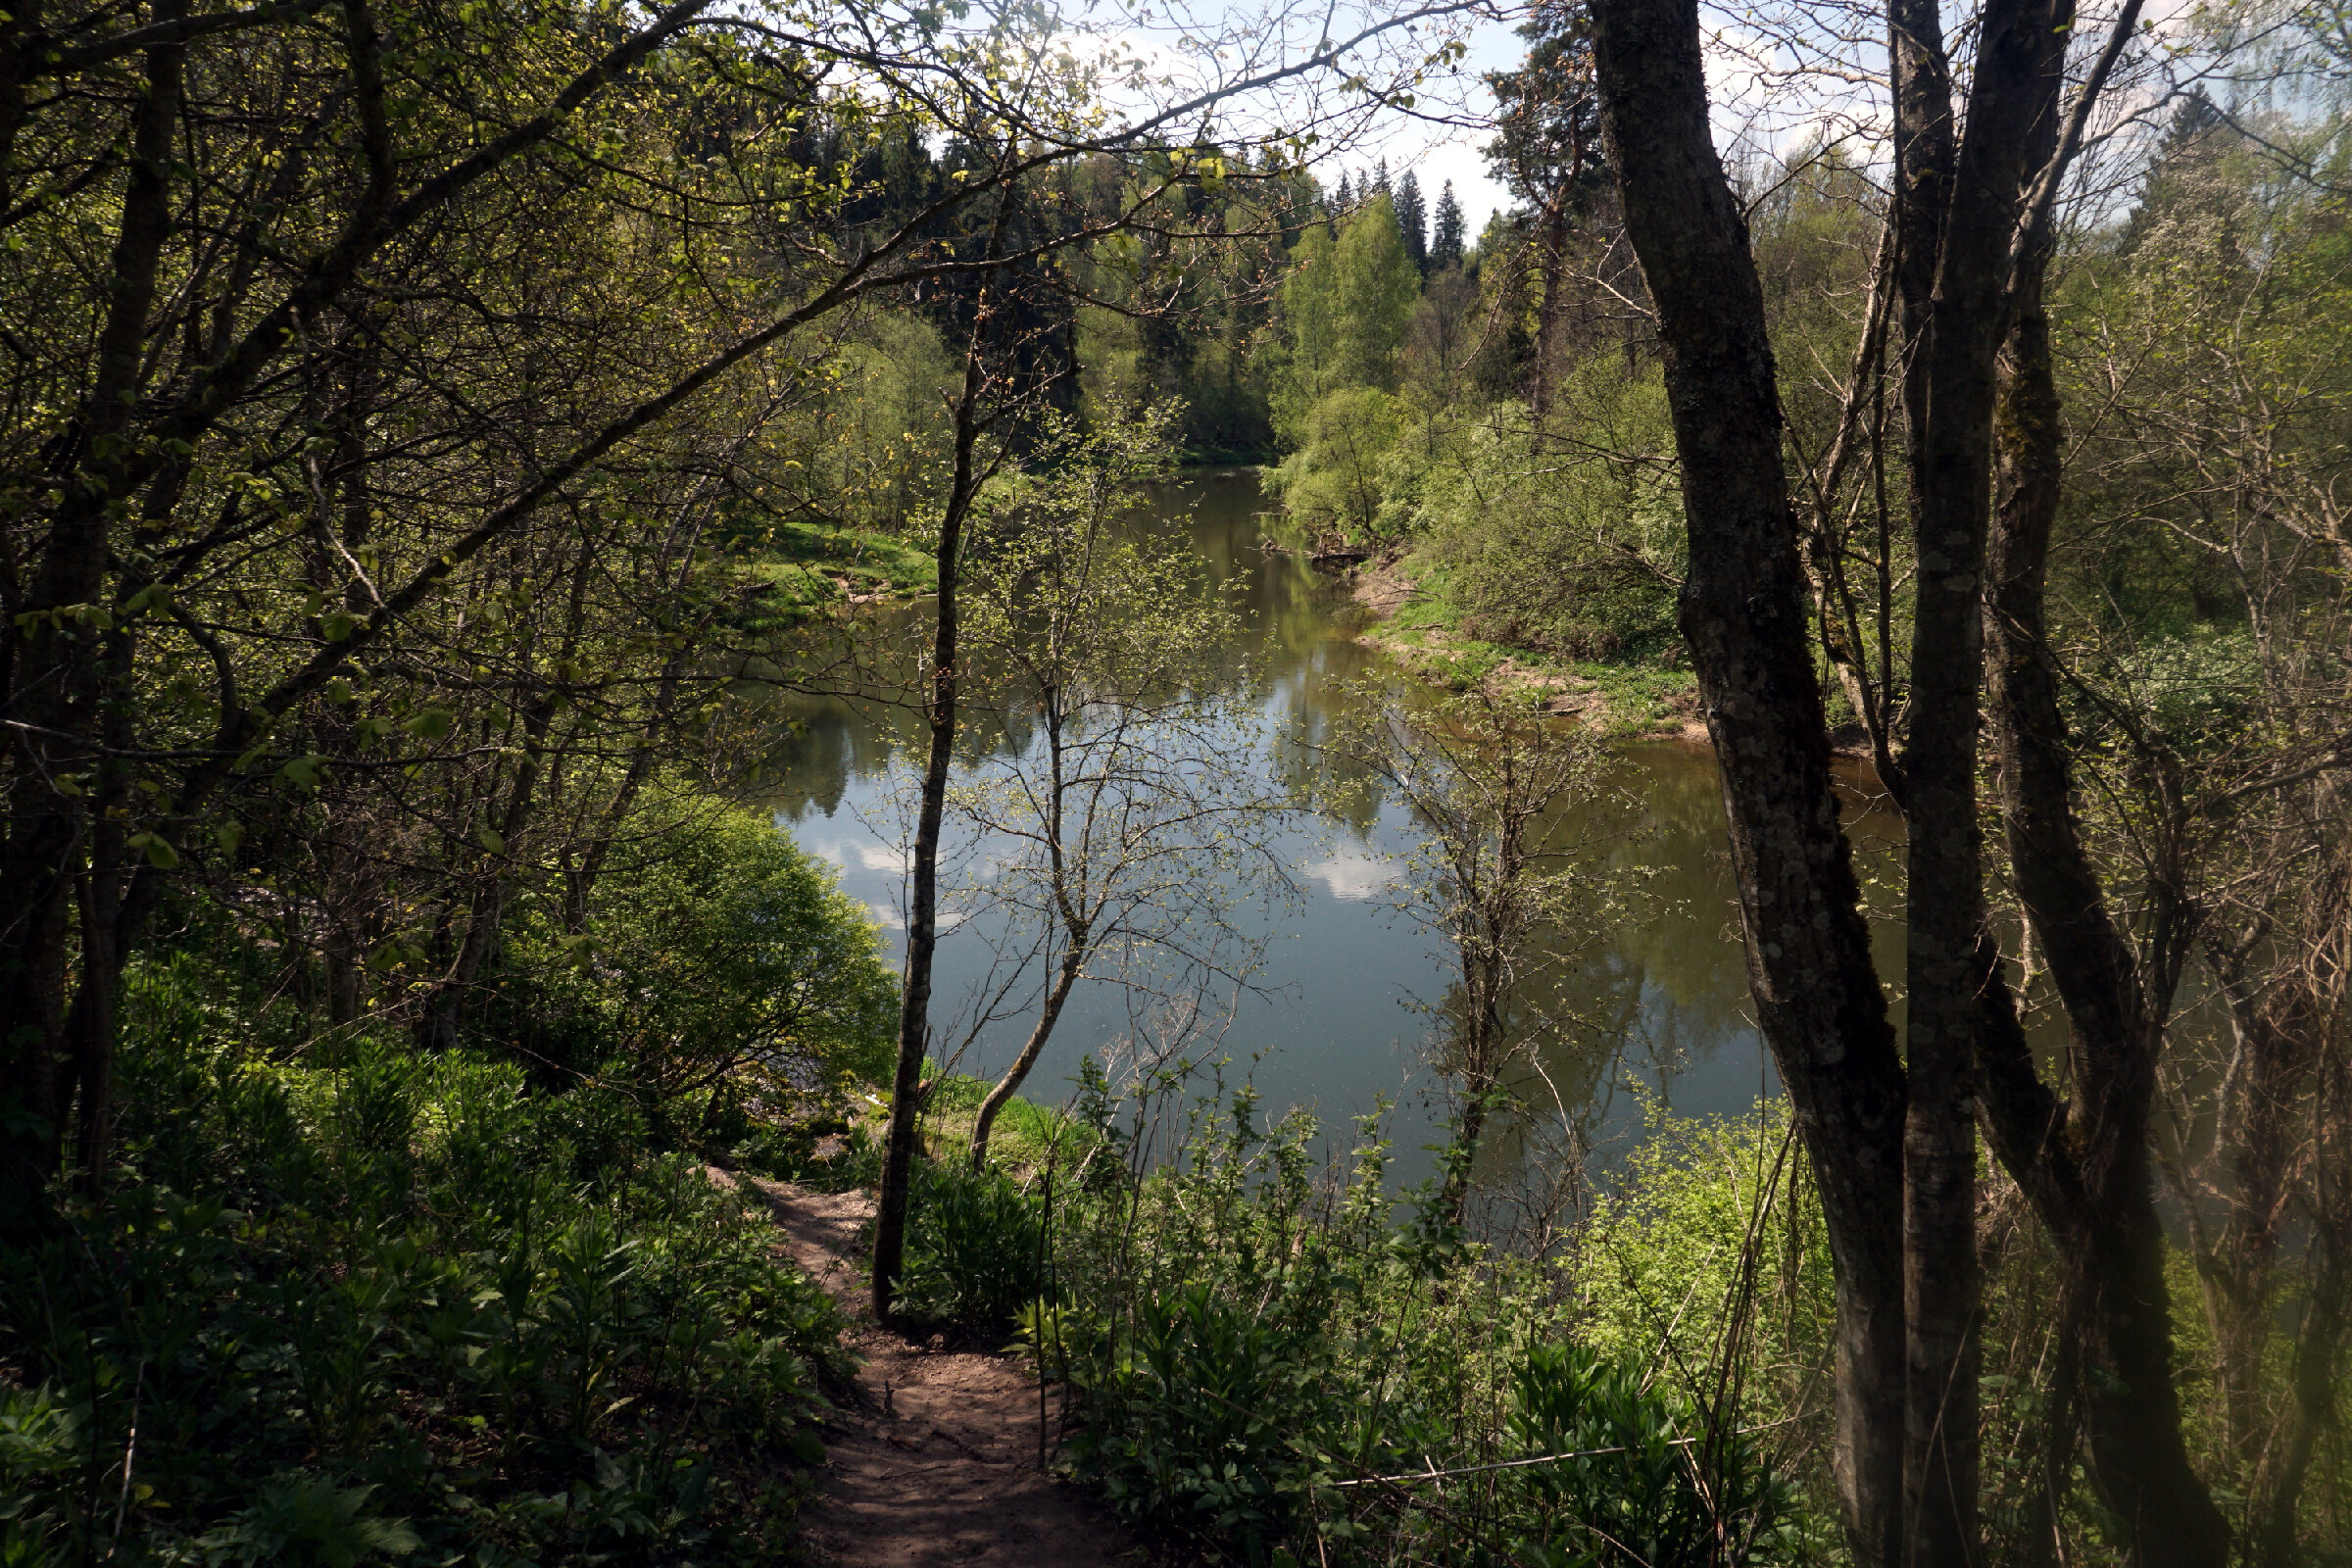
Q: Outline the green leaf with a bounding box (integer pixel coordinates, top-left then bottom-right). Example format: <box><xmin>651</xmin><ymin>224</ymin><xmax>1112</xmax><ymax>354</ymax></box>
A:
<box><xmin>127</xmin><ymin>832</ymin><xmax>179</xmax><ymax>869</ymax></box>
<box><xmin>404</xmin><ymin>709</ymin><xmax>454</xmax><ymax>742</ymax></box>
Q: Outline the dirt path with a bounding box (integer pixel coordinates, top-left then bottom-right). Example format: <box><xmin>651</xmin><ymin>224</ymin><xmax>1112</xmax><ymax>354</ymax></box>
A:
<box><xmin>709</xmin><ymin>1169</ymin><xmax>1141</xmax><ymax>1568</ymax></box>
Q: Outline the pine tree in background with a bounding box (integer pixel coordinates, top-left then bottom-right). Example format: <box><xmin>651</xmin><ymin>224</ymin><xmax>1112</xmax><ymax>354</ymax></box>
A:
<box><xmin>1372</xmin><ymin>158</ymin><xmax>1393</xmax><ymax>201</ymax></box>
<box><xmin>1334</xmin><ymin>168</ymin><xmax>1354</xmax><ymax>210</ymax></box>
<box><xmin>1431</xmin><ymin>180</ymin><xmax>1467</xmax><ymax>270</ymax></box>
<box><xmin>1396</xmin><ymin>169</ymin><xmax>1429</xmax><ymax>273</ymax></box>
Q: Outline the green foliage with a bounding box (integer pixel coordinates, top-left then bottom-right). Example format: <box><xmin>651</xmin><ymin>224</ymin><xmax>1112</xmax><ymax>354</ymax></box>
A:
<box><xmin>1263</xmin><ymin>386</ymin><xmax>1406</xmax><ymax>540</ymax></box>
<box><xmin>1506</xmin><ymin>1345</ymin><xmax>1798</xmax><ymax>1568</ymax></box>
<box><xmin>1039</xmin><ymin>1080</ymin><xmax>1810</xmax><ymax>1566</ymax></box>
<box><xmin>1259</xmin><ymin>184</ymin><xmax>1690</xmax><ymax>708</ymax></box>
<box><xmin>1278</xmin><ymin>196</ymin><xmax>1422</xmax><ymax>435</ymax></box>
<box><xmin>917</xmin><ymin>1071</ymin><xmax>1078</xmax><ymax>1176</ymax></box>
<box><xmin>1063</xmin><ymin>1280</ymin><xmax>1341</xmax><ymax>1557</ymax></box>
<box><xmin>0</xmin><ymin>962</ymin><xmax>846</xmax><ymax>1566</ymax></box>
<box><xmin>1573</xmin><ymin>1102</ymin><xmax>1835</xmax><ymax>1432</ymax></box>
<box><xmin>897</xmin><ymin>1158</ymin><xmax>1051</xmax><ymax>1331</ymax></box>
<box><xmin>1422</xmin><ymin>369</ymin><xmax>1684</xmax><ymax>661</ymax></box>
<box><xmin>502</xmin><ymin>799</ymin><xmax>898</xmax><ymax>1116</ymax></box>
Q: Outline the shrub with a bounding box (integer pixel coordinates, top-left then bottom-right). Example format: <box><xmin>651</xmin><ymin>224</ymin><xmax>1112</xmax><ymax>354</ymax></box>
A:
<box><xmin>1039</xmin><ymin>1079</ymin><xmax>1810</xmax><ymax>1567</ymax></box>
<box><xmin>494</xmin><ymin>798</ymin><xmax>898</xmax><ymax>1120</ymax></box>
<box><xmin>1504</xmin><ymin>1344</ymin><xmax>1797</xmax><ymax>1568</ymax></box>
<box><xmin>897</xmin><ymin>1158</ymin><xmax>1049</xmax><ymax>1330</ymax></box>
<box><xmin>0</xmin><ymin>959</ymin><xmax>846</xmax><ymax>1566</ymax></box>
<box><xmin>1421</xmin><ymin>367</ymin><xmax>1685</xmax><ymax>661</ymax></box>
<box><xmin>1264</xmin><ymin>386</ymin><xmax>1406</xmax><ymax>541</ymax></box>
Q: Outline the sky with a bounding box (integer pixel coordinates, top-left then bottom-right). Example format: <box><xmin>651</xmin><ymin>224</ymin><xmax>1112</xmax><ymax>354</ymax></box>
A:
<box><xmin>1090</xmin><ymin>0</ymin><xmax>1534</xmax><ymax>237</ymax></box>
<box><xmin>1329</xmin><ymin>12</ymin><xmax>1525</xmax><ymax>238</ymax></box>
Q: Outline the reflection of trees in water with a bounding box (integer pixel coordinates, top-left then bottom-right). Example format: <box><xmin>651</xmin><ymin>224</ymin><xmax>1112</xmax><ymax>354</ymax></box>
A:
<box><xmin>743</xmin><ymin>469</ymin><xmax>1836</xmax><ymax>1201</ymax></box>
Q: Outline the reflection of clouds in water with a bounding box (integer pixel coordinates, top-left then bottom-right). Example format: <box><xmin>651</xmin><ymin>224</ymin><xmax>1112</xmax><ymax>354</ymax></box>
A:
<box><xmin>751</xmin><ymin>475</ymin><xmax>1788</xmax><ymax>1191</ymax></box>
<box><xmin>853</xmin><ymin>899</ymin><xmax>968</xmax><ymax>934</ymax></box>
<box><xmin>1301</xmin><ymin>846</ymin><xmax>1392</xmax><ymax>902</ymax></box>
<box><xmin>794</xmin><ymin>829</ymin><xmax>906</xmax><ymax>875</ymax></box>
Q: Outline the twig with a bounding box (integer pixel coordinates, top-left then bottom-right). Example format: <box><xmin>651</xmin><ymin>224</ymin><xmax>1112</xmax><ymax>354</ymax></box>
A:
<box><xmin>1331</xmin><ymin>1435</ymin><xmax>1710</xmax><ymax>1488</ymax></box>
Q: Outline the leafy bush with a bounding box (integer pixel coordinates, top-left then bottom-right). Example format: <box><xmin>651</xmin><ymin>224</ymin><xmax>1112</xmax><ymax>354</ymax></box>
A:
<box><xmin>1572</xmin><ymin>1101</ymin><xmax>1835</xmax><ymax>1389</ymax></box>
<box><xmin>495</xmin><ymin>798</ymin><xmax>897</xmax><ymax>1124</ymax></box>
<box><xmin>0</xmin><ymin>958</ymin><xmax>846</xmax><ymax>1566</ymax></box>
<box><xmin>1061</xmin><ymin>1280</ymin><xmax>1345</xmax><ymax>1558</ymax></box>
<box><xmin>1505</xmin><ymin>1344</ymin><xmax>1798</xmax><ymax>1568</ymax></box>
<box><xmin>1039</xmin><ymin>1079</ymin><xmax>1810</xmax><ymax>1567</ymax></box>
<box><xmin>1264</xmin><ymin>386</ymin><xmax>1406</xmax><ymax>541</ymax></box>
<box><xmin>1421</xmin><ymin>368</ymin><xmax>1685</xmax><ymax>661</ymax></box>
<box><xmin>897</xmin><ymin>1158</ymin><xmax>1049</xmax><ymax>1330</ymax></box>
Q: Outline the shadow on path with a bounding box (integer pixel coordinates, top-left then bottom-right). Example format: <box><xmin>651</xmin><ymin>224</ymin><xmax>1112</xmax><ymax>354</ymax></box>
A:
<box><xmin>708</xmin><ymin>1168</ymin><xmax>1141</xmax><ymax>1568</ymax></box>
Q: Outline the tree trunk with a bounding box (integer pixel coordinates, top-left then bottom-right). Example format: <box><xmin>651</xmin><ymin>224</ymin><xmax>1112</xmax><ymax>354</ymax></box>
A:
<box><xmin>2255</xmin><ymin>1017</ymin><xmax>2350</xmax><ymax>1568</ymax></box>
<box><xmin>1887</xmin><ymin>6</ymin><xmax>2087</xmax><ymax>1556</ymax></box>
<box><xmin>1590</xmin><ymin>6</ymin><xmax>1909</xmax><ymax>1562</ymax></box>
<box><xmin>970</xmin><ymin>938</ymin><xmax>1086</xmax><ymax>1172</ymax></box>
<box><xmin>871</xmin><ymin>303</ymin><xmax>995</xmax><ymax>1323</ymax></box>
<box><xmin>1984</xmin><ymin>248</ymin><xmax>2232</xmax><ymax>1568</ymax></box>
<box><xmin>0</xmin><ymin>0</ymin><xmax>185</xmax><ymax>1232</ymax></box>
<box><xmin>2201</xmin><ymin>968</ymin><xmax>2319</xmax><ymax>1460</ymax></box>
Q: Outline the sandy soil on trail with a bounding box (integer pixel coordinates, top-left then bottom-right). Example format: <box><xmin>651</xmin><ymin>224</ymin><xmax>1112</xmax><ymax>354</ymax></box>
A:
<box><xmin>708</xmin><ymin>1168</ymin><xmax>1141</xmax><ymax>1568</ymax></box>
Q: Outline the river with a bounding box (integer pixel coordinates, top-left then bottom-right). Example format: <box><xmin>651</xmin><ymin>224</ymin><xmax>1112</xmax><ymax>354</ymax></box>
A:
<box><xmin>758</xmin><ymin>469</ymin><xmax>1910</xmax><ymax>1190</ymax></box>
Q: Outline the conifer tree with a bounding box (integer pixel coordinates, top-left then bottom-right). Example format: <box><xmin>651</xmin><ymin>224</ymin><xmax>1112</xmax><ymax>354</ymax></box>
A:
<box><xmin>1396</xmin><ymin>169</ymin><xmax>1429</xmax><ymax>272</ymax></box>
<box><xmin>1335</xmin><ymin>168</ymin><xmax>1354</xmax><ymax>210</ymax></box>
<box><xmin>1431</xmin><ymin>179</ymin><xmax>1468</xmax><ymax>270</ymax></box>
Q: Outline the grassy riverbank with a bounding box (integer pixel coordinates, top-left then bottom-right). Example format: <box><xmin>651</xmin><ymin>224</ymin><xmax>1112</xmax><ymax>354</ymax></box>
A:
<box><xmin>1342</xmin><ymin>550</ymin><xmax>1702</xmax><ymax>738</ymax></box>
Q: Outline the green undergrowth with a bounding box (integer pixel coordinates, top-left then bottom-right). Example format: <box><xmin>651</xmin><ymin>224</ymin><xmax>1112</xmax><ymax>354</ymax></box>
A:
<box><xmin>0</xmin><ymin>956</ymin><xmax>847</xmax><ymax>1567</ymax></box>
<box><xmin>888</xmin><ymin>1069</ymin><xmax>1093</xmax><ymax>1331</ymax></box>
<box><xmin>891</xmin><ymin>1061</ymin><xmax>1824</xmax><ymax>1566</ymax></box>
<box><xmin>724</xmin><ymin>517</ymin><xmax>935</xmax><ymax>631</ymax></box>
<box><xmin>917</xmin><ymin>1066</ymin><xmax>1088</xmax><ymax>1176</ymax></box>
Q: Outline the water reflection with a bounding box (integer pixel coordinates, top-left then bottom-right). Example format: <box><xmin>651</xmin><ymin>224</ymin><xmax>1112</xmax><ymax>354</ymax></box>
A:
<box><xmin>751</xmin><ymin>469</ymin><xmax>1906</xmax><ymax>1188</ymax></box>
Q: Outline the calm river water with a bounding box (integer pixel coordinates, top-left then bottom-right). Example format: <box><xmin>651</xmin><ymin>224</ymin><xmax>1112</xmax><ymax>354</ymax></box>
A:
<box><xmin>758</xmin><ymin>470</ymin><xmax>1909</xmax><ymax>1188</ymax></box>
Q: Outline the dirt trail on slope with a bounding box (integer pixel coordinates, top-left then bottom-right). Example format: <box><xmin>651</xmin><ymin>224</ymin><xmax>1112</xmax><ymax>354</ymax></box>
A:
<box><xmin>708</xmin><ymin>1168</ymin><xmax>1140</xmax><ymax>1568</ymax></box>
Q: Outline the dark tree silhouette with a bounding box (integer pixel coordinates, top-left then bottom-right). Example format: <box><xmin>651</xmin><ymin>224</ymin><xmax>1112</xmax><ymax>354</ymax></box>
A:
<box><xmin>1396</xmin><ymin>168</ymin><xmax>1429</xmax><ymax>271</ymax></box>
<box><xmin>1431</xmin><ymin>178</ymin><xmax>1467</xmax><ymax>269</ymax></box>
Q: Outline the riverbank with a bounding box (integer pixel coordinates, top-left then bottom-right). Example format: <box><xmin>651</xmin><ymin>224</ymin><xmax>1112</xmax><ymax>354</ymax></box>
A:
<box><xmin>1339</xmin><ymin>549</ymin><xmax>1705</xmax><ymax>740</ymax></box>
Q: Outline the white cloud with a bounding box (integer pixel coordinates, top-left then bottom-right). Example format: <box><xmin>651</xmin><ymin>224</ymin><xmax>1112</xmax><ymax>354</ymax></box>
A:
<box><xmin>1301</xmin><ymin>846</ymin><xmax>1392</xmax><ymax>902</ymax></box>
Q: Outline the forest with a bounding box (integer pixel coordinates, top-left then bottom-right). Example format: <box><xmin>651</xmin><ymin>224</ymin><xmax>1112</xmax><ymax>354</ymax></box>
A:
<box><xmin>0</xmin><ymin>0</ymin><xmax>2347</xmax><ymax>1563</ymax></box>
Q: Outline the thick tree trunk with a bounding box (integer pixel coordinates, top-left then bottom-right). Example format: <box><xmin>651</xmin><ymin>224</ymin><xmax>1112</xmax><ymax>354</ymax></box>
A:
<box><xmin>1590</xmin><ymin>7</ymin><xmax>1908</xmax><ymax>1562</ymax></box>
<box><xmin>2201</xmin><ymin>971</ymin><xmax>2318</xmax><ymax>1458</ymax></box>
<box><xmin>1887</xmin><ymin>0</ymin><xmax>1954</xmax><ymax>459</ymax></box>
<box><xmin>1890</xmin><ymin>5</ymin><xmax>2097</xmax><ymax>1557</ymax></box>
<box><xmin>0</xmin><ymin>2</ymin><xmax>185</xmax><ymax>1231</ymax></box>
